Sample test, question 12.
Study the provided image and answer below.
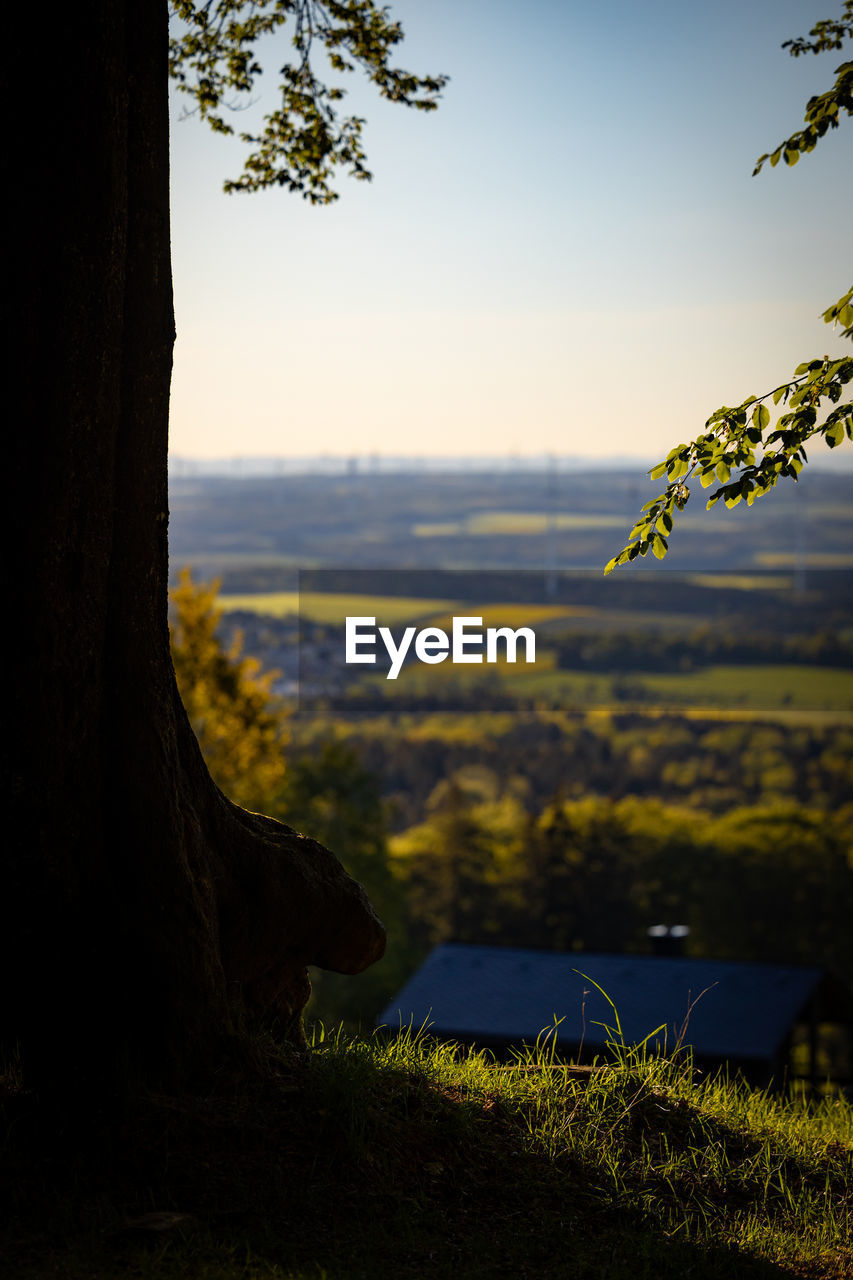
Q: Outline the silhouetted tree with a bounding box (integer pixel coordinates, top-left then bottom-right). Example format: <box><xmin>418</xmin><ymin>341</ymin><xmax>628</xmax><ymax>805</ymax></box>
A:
<box><xmin>4</xmin><ymin>0</ymin><xmax>442</xmax><ymax>1101</ymax></box>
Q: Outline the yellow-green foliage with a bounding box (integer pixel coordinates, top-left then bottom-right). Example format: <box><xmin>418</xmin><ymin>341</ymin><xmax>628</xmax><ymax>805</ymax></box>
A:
<box><xmin>390</xmin><ymin>767</ymin><xmax>530</xmax><ymax>946</ymax></box>
<box><xmin>389</xmin><ymin>776</ymin><xmax>853</xmax><ymax>985</ymax></box>
<box><xmin>170</xmin><ymin>568</ymin><xmax>288</xmax><ymax>811</ymax></box>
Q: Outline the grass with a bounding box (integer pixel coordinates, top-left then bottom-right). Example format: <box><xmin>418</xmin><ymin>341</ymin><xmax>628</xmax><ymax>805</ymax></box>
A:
<box><xmin>3</xmin><ymin>1027</ymin><xmax>851</xmax><ymax>1279</ymax></box>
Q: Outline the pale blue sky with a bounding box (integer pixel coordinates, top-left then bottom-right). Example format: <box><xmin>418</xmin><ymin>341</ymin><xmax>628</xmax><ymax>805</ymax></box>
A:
<box><xmin>168</xmin><ymin>0</ymin><xmax>852</xmax><ymax>464</ymax></box>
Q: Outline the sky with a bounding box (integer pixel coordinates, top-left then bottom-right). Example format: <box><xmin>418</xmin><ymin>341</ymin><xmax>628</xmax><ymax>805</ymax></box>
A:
<box><xmin>168</xmin><ymin>0</ymin><xmax>852</xmax><ymax>465</ymax></box>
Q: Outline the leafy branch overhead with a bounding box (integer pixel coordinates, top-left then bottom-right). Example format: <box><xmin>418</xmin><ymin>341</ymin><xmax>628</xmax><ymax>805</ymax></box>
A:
<box><xmin>607</xmin><ymin>4</ymin><xmax>852</xmax><ymax>574</ymax></box>
<box><xmin>169</xmin><ymin>0</ymin><xmax>448</xmax><ymax>203</ymax></box>
<box><xmin>606</xmin><ymin>307</ymin><xmax>853</xmax><ymax>574</ymax></box>
<box><xmin>753</xmin><ymin>56</ymin><xmax>852</xmax><ymax>172</ymax></box>
<box><xmin>754</xmin><ymin>0</ymin><xmax>853</xmax><ymax>173</ymax></box>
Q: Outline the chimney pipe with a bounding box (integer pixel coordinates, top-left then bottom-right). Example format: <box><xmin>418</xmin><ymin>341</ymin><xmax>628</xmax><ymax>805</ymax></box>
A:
<box><xmin>648</xmin><ymin>924</ymin><xmax>690</xmax><ymax>957</ymax></box>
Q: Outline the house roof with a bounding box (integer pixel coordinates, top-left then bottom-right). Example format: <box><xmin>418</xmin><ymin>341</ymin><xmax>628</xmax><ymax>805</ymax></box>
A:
<box><xmin>377</xmin><ymin>943</ymin><xmax>832</xmax><ymax>1062</ymax></box>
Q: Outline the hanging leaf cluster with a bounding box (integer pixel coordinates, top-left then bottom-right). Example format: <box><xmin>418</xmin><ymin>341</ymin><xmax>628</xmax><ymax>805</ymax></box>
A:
<box><xmin>606</xmin><ymin>294</ymin><xmax>853</xmax><ymax>574</ymax></box>
<box><xmin>781</xmin><ymin>0</ymin><xmax>853</xmax><ymax>58</ymax></box>
<box><xmin>752</xmin><ymin>60</ymin><xmax>852</xmax><ymax>172</ymax></box>
<box><xmin>169</xmin><ymin>0</ymin><xmax>448</xmax><ymax>203</ymax></box>
<box><xmin>753</xmin><ymin>0</ymin><xmax>853</xmax><ymax>172</ymax></box>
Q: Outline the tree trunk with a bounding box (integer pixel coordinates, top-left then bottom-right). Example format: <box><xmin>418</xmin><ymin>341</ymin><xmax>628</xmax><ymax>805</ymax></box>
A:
<box><xmin>4</xmin><ymin>0</ymin><xmax>384</xmax><ymax>1099</ymax></box>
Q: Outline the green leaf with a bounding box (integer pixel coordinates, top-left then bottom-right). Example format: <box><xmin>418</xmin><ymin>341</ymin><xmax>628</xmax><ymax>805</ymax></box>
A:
<box><xmin>649</xmin><ymin>462</ymin><xmax>667</xmax><ymax>480</ymax></box>
<box><xmin>715</xmin><ymin>461</ymin><xmax>731</xmax><ymax>483</ymax></box>
<box><xmin>652</xmin><ymin>535</ymin><xmax>668</xmax><ymax>560</ymax></box>
<box><xmin>700</xmin><ymin>468</ymin><xmax>716</xmax><ymax>489</ymax></box>
<box><xmin>825</xmin><ymin>421</ymin><xmax>845</xmax><ymax>447</ymax></box>
<box><xmin>752</xmin><ymin>404</ymin><xmax>771</xmax><ymax>430</ymax></box>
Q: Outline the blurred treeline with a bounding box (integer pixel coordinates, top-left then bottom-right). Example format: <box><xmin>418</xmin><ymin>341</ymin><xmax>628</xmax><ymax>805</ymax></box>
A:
<box><xmin>349</xmin><ymin>711</ymin><xmax>852</xmax><ymax>828</ymax></box>
<box><xmin>170</xmin><ymin>571</ymin><xmax>853</xmax><ymax>1029</ymax></box>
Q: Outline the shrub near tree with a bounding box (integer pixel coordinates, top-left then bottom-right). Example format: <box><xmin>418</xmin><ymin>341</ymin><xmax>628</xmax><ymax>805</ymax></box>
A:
<box><xmin>170</xmin><ymin>568</ymin><xmax>289</xmax><ymax>811</ymax></box>
<box><xmin>170</xmin><ymin>571</ymin><xmax>411</xmax><ymax>1026</ymax></box>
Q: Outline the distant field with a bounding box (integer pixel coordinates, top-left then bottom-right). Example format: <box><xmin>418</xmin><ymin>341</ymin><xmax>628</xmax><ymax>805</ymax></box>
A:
<box><xmin>684</xmin><ymin>573</ymin><xmax>792</xmax><ymax>592</ymax></box>
<box><xmin>218</xmin><ymin>589</ymin><xmax>743</xmax><ymax>635</ymax></box>
<box><xmin>412</xmin><ymin>511</ymin><xmax>728</xmax><ymax>538</ymax></box>
<box><xmin>489</xmin><ymin>663</ymin><xmax>853</xmax><ymax>713</ymax></box>
<box><xmin>370</xmin><ymin>659</ymin><xmax>853</xmax><ymax>716</ymax></box>
<box><xmin>755</xmin><ymin>552</ymin><xmax>853</xmax><ymax>568</ymax></box>
<box><xmin>219</xmin><ymin>592</ymin><xmax>600</xmax><ymax>627</ymax></box>
<box><xmin>219</xmin><ymin>591</ymin><xmax>457</xmax><ymax>624</ymax></box>
<box><xmin>420</xmin><ymin>603</ymin><xmax>596</xmax><ymax>630</ymax></box>
<box><xmin>218</xmin><ymin>591</ymin><xmax>300</xmax><ymax>617</ymax></box>
<box><xmin>638</xmin><ymin>664</ymin><xmax>853</xmax><ymax>710</ymax></box>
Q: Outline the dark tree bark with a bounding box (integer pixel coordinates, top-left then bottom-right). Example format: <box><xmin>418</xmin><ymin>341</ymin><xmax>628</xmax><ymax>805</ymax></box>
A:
<box><xmin>4</xmin><ymin>1</ymin><xmax>384</xmax><ymax>1099</ymax></box>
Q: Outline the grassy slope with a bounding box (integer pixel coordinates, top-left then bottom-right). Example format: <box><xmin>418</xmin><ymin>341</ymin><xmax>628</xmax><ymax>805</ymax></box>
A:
<box><xmin>3</xmin><ymin>1030</ymin><xmax>851</xmax><ymax>1280</ymax></box>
